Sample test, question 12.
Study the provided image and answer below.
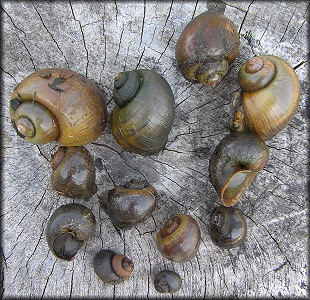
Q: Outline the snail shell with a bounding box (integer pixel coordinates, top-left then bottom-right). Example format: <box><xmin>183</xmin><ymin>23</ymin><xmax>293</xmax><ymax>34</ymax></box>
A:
<box><xmin>50</xmin><ymin>146</ymin><xmax>97</xmax><ymax>199</ymax></box>
<box><xmin>46</xmin><ymin>203</ymin><xmax>96</xmax><ymax>261</ymax></box>
<box><xmin>210</xmin><ymin>206</ymin><xmax>247</xmax><ymax>249</ymax></box>
<box><xmin>106</xmin><ymin>178</ymin><xmax>157</xmax><ymax>230</ymax></box>
<box><xmin>209</xmin><ymin>131</ymin><xmax>269</xmax><ymax>207</ymax></box>
<box><xmin>229</xmin><ymin>55</ymin><xmax>301</xmax><ymax>140</ymax></box>
<box><xmin>93</xmin><ymin>250</ymin><xmax>134</xmax><ymax>285</ymax></box>
<box><xmin>156</xmin><ymin>214</ymin><xmax>201</xmax><ymax>263</ymax></box>
<box><xmin>154</xmin><ymin>270</ymin><xmax>182</xmax><ymax>294</ymax></box>
<box><xmin>10</xmin><ymin>68</ymin><xmax>107</xmax><ymax>146</ymax></box>
<box><xmin>175</xmin><ymin>11</ymin><xmax>239</xmax><ymax>87</ymax></box>
<box><xmin>111</xmin><ymin>69</ymin><xmax>175</xmax><ymax>156</ymax></box>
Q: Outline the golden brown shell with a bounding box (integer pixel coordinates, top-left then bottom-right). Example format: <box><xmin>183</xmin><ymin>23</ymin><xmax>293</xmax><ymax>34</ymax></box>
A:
<box><xmin>10</xmin><ymin>68</ymin><xmax>107</xmax><ymax>146</ymax></box>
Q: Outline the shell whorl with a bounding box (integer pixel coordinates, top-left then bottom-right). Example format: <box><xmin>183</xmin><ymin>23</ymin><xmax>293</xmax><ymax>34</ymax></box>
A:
<box><xmin>113</xmin><ymin>71</ymin><xmax>142</xmax><ymax>108</ymax></box>
<box><xmin>240</xmin><ymin>55</ymin><xmax>301</xmax><ymax>140</ymax></box>
<box><xmin>239</xmin><ymin>56</ymin><xmax>276</xmax><ymax>92</ymax></box>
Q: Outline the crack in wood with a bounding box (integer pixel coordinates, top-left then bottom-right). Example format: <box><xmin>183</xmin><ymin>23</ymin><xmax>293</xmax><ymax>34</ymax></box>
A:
<box><xmin>40</xmin><ymin>259</ymin><xmax>57</xmax><ymax>299</ymax></box>
<box><xmin>32</xmin><ymin>2</ymin><xmax>70</xmax><ymax>68</ymax></box>
<box><xmin>69</xmin><ymin>0</ymin><xmax>89</xmax><ymax>77</ymax></box>
<box><xmin>238</xmin><ymin>0</ymin><xmax>255</xmax><ymax>34</ymax></box>
<box><xmin>279</xmin><ymin>6</ymin><xmax>297</xmax><ymax>43</ymax></box>
<box><xmin>14</xmin><ymin>33</ymin><xmax>36</xmax><ymax>71</ymax></box>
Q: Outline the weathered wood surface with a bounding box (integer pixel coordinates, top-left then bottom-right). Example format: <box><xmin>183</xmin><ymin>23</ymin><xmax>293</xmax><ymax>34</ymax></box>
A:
<box><xmin>1</xmin><ymin>1</ymin><xmax>309</xmax><ymax>298</ymax></box>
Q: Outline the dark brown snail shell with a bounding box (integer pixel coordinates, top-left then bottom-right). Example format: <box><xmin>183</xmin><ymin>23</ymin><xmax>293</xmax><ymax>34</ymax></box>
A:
<box><xmin>175</xmin><ymin>11</ymin><xmax>239</xmax><ymax>87</ymax></box>
<box><xmin>93</xmin><ymin>250</ymin><xmax>134</xmax><ymax>285</ymax></box>
<box><xmin>156</xmin><ymin>214</ymin><xmax>201</xmax><ymax>263</ymax></box>
<box><xmin>154</xmin><ymin>270</ymin><xmax>182</xmax><ymax>294</ymax></box>
<box><xmin>210</xmin><ymin>206</ymin><xmax>247</xmax><ymax>249</ymax></box>
<box><xmin>46</xmin><ymin>203</ymin><xmax>96</xmax><ymax>261</ymax></box>
<box><xmin>229</xmin><ymin>55</ymin><xmax>301</xmax><ymax>140</ymax></box>
<box><xmin>50</xmin><ymin>146</ymin><xmax>97</xmax><ymax>199</ymax></box>
<box><xmin>209</xmin><ymin>131</ymin><xmax>269</xmax><ymax>207</ymax></box>
<box><xmin>9</xmin><ymin>68</ymin><xmax>107</xmax><ymax>146</ymax></box>
<box><xmin>106</xmin><ymin>178</ymin><xmax>157</xmax><ymax>230</ymax></box>
<box><xmin>111</xmin><ymin>69</ymin><xmax>175</xmax><ymax>156</ymax></box>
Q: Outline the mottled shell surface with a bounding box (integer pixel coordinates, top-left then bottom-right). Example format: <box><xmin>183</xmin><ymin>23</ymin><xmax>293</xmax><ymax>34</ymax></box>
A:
<box><xmin>50</xmin><ymin>146</ymin><xmax>97</xmax><ymax>199</ymax></box>
<box><xmin>106</xmin><ymin>178</ymin><xmax>157</xmax><ymax>229</ymax></box>
<box><xmin>175</xmin><ymin>11</ymin><xmax>239</xmax><ymax>86</ymax></box>
<box><xmin>10</xmin><ymin>68</ymin><xmax>107</xmax><ymax>146</ymax></box>
<box><xmin>111</xmin><ymin>69</ymin><xmax>175</xmax><ymax>156</ymax></box>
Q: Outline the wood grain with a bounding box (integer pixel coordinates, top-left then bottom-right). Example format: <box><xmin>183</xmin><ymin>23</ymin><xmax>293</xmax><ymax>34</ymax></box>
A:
<box><xmin>1</xmin><ymin>1</ymin><xmax>309</xmax><ymax>298</ymax></box>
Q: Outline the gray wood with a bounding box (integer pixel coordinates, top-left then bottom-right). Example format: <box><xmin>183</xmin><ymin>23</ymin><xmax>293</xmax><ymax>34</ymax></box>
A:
<box><xmin>1</xmin><ymin>0</ymin><xmax>309</xmax><ymax>298</ymax></box>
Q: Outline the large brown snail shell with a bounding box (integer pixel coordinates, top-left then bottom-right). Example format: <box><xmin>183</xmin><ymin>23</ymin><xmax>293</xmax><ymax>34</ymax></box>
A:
<box><xmin>229</xmin><ymin>55</ymin><xmax>301</xmax><ymax>140</ymax></box>
<box><xmin>50</xmin><ymin>146</ymin><xmax>97</xmax><ymax>199</ymax></box>
<box><xmin>209</xmin><ymin>131</ymin><xmax>269</xmax><ymax>207</ymax></box>
<box><xmin>9</xmin><ymin>68</ymin><xmax>107</xmax><ymax>146</ymax></box>
<box><xmin>111</xmin><ymin>69</ymin><xmax>175</xmax><ymax>156</ymax></box>
<box><xmin>175</xmin><ymin>11</ymin><xmax>239</xmax><ymax>87</ymax></box>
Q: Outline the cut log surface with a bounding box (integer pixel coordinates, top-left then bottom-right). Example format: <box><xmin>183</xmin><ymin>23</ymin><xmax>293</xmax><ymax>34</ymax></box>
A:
<box><xmin>1</xmin><ymin>1</ymin><xmax>309</xmax><ymax>298</ymax></box>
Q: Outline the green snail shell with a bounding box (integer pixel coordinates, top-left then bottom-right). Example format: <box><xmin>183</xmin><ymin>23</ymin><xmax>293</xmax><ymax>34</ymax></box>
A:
<box><xmin>111</xmin><ymin>69</ymin><xmax>175</xmax><ymax>156</ymax></box>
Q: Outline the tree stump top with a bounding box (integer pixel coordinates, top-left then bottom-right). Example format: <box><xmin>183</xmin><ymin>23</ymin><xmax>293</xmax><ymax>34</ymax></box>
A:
<box><xmin>2</xmin><ymin>1</ymin><xmax>309</xmax><ymax>298</ymax></box>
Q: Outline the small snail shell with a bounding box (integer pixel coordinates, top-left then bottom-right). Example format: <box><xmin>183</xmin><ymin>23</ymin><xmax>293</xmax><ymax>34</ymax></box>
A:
<box><xmin>156</xmin><ymin>214</ymin><xmax>201</xmax><ymax>263</ymax></box>
<box><xmin>111</xmin><ymin>69</ymin><xmax>175</xmax><ymax>156</ymax></box>
<box><xmin>210</xmin><ymin>206</ymin><xmax>247</xmax><ymax>249</ymax></box>
<box><xmin>154</xmin><ymin>270</ymin><xmax>182</xmax><ymax>294</ymax></box>
<box><xmin>46</xmin><ymin>203</ymin><xmax>96</xmax><ymax>261</ymax></box>
<box><xmin>50</xmin><ymin>146</ymin><xmax>97</xmax><ymax>199</ymax></box>
<box><xmin>175</xmin><ymin>11</ymin><xmax>239</xmax><ymax>87</ymax></box>
<box><xmin>93</xmin><ymin>250</ymin><xmax>134</xmax><ymax>285</ymax></box>
<box><xmin>10</xmin><ymin>68</ymin><xmax>107</xmax><ymax>146</ymax></box>
<box><xmin>229</xmin><ymin>55</ymin><xmax>301</xmax><ymax>140</ymax></box>
<box><xmin>209</xmin><ymin>131</ymin><xmax>269</xmax><ymax>207</ymax></box>
<box><xmin>106</xmin><ymin>178</ymin><xmax>157</xmax><ymax>230</ymax></box>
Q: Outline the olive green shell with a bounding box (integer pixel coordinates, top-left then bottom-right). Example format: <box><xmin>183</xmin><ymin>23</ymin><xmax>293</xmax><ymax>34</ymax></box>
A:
<box><xmin>209</xmin><ymin>131</ymin><xmax>269</xmax><ymax>207</ymax></box>
<box><xmin>111</xmin><ymin>69</ymin><xmax>175</xmax><ymax>156</ymax></box>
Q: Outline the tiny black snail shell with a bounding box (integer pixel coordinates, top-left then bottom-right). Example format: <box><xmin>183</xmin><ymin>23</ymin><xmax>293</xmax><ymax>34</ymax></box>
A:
<box><xmin>154</xmin><ymin>270</ymin><xmax>182</xmax><ymax>294</ymax></box>
<box><xmin>156</xmin><ymin>214</ymin><xmax>201</xmax><ymax>263</ymax></box>
<box><xmin>175</xmin><ymin>11</ymin><xmax>239</xmax><ymax>87</ymax></box>
<box><xmin>229</xmin><ymin>55</ymin><xmax>301</xmax><ymax>140</ymax></box>
<box><xmin>50</xmin><ymin>146</ymin><xmax>97</xmax><ymax>199</ymax></box>
<box><xmin>209</xmin><ymin>131</ymin><xmax>269</xmax><ymax>207</ymax></box>
<box><xmin>46</xmin><ymin>203</ymin><xmax>96</xmax><ymax>261</ymax></box>
<box><xmin>93</xmin><ymin>250</ymin><xmax>134</xmax><ymax>285</ymax></box>
<box><xmin>210</xmin><ymin>206</ymin><xmax>247</xmax><ymax>249</ymax></box>
<box><xmin>111</xmin><ymin>69</ymin><xmax>175</xmax><ymax>156</ymax></box>
<box><xmin>9</xmin><ymin>68</ymin><xmax>107</xmax><ymax>146</ymax></box>
<box><xmin>106</xmin><ymin>178</ymin><xmax>158</xmax><ymax>230</ymax></box>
